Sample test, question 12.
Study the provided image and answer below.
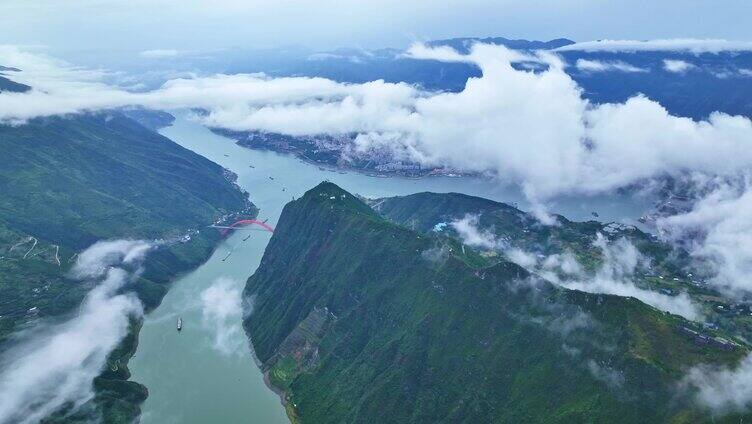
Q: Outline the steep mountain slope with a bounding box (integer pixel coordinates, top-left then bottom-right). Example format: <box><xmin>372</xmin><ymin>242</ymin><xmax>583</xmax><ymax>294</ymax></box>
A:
<box><xmin>0</xmin><ymin>109</ymin><xmax>253</xmax><ymax>422</ymax></box>
<box><xmin>372</xmin><ymin>192</ymin><xmax>752</xmax><ymax>343</ymax></box>
<box><xmin>371</xmin><ymin>191</ymin><xmax>681</xmax><ymax>272</ymax></box>
<box><xmin>245</xmin><ymin>182</ymin><xmax>748</xmax><ymax>423</ymax></box>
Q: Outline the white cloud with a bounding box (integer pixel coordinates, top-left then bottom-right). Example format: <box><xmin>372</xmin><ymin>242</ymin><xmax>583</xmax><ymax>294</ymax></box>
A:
<box><xmin>71</xmin><ymin>239</ymin><xmax>153</xmax><ymax>279</ymax></box>
<box><xmin>685</xmin><ymin>353</ymin><xmax>752</xmax><ymax>413</ymax></box>
<box><xmin>557</xmin><ymin>39</ymin><xmax>752</xmax><ymax>54</ymax></box>
<box><xmin>3</xmin><ymin>43</ymin><xmax>752</xmax><ymax>202</ymax></box>
<box><xmin>663</xmin><ymin>59</ymin><xmax>696</xmax><ymax>73</ymax></box>
<box><xmin>450</xmin><ymin>214</ymin><xmax>699</xmax><ymax>319</ymax></box>
<box><xmin>200</xmin><ymin>277</ymin><xmax>244</xmax><ymax>356</ymax></box>
<box><xmin>449</xmin><ymin>214</ymin><xmax>505</xmax><ymax>250</ymax></box>
<box><xmin>404</xmin><ymin>42</ymin><xmax>471</xmax><ymax>62</ymax></box>
<box><xmin>575</xmin><ymin>59</ymin><xmax>647</xmax><ymax>73</ymax></box>
<box><xmin>139</xmin><ymin>49</ymin><xmax>181</xmax><ymax>59</ymax></box>
<box><xmin>3</xmin><ymin>43</ymin><xmax>752</xmax><ymax>299</ymax></box>
<box><xmin>506</xmin><ymin>248</ymin><xmax>538</xmax><ymax>268</ymax></box>
<box><xmin>0</xmin><ymin>240</ymin><xmax>149</xmax><ymax>424</ymax></box>
<box><xmin>557</xmin><ymin>235</ymin><xmax>701</xmax><ymax>320</ymax></box>
<box><xmin>658</xmin><ymin>177</ymin><xmax>752</xmax><ymax>296</ymax></box>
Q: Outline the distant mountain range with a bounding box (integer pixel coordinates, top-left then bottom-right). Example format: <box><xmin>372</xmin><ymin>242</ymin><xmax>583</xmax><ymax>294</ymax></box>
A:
<box><xmin>0</xmin><ymin>71</ymin><xmax>30</xmax><ymax>93</ymax></box>
<box><xmin>219</xmin><ymin>36</ymin><xmax>752</xmax><ymax>120</ymax></box>
<box><xmin>426</xmin><ymin>36</ymin><xmax>575</xmax><ymax>52</ymax></box>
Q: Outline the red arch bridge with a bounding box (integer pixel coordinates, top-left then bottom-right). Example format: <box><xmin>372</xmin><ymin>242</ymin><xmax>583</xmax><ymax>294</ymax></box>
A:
<box><xmin>209</xmin><ymin>219</ymin><xmax>275</xmax><ymax>236</ymax></box>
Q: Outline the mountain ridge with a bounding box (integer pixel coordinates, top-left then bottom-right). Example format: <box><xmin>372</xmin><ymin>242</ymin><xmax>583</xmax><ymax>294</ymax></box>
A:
<box><xmin>244</xmin><ymin>182</ymin><xmax>748</xmax><ymax>423</ymax></box>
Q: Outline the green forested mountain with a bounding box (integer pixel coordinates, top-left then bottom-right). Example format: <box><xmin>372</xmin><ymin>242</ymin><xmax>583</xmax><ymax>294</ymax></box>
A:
<box><xmin>0</xmin><ymin>111</ymin><xmax>252</xmax><ymax>422</ymax></box>
<box><xmin>371</xmin><ymin>191</ymin><xmax>689</xmax><ymax>275</ymax></box>
<box><xmin>245</xmin><ymin>182</ymin><xmax>748</xmax><ymax>423</ymax></box>
<box><xmin>372</xmin><ymin>192</ymin><xmax>752</xmax><ymax>347</ymax></box>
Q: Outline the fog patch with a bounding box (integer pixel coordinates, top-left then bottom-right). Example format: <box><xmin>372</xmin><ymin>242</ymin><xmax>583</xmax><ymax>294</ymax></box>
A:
<box><xmin>71</xmin><ymin>239</ymin><xmax>154</xmax><ymax>279</ymax></box>
<box><xmin>0</xmin><ymin>240</ymin><xmax>150</xmax><ymax>424</ymax></box>
<box><xmin>506</xmin><ymin>248</ymin><xmax>538</xmax><ymax>268</ymax></box>
<box><xmin>663</xmin><ymin>59</ymin><xmax>697</xmax><ymax>74</ymax></box>
<box><xmin>683</xmin><ymin>354</ymin><xmax>752</xmax><ymax>413</ymax></box>
<box><xmin>587</xmin><ymin>360</ymin><xmax>625</xmax><ymax>389</ymax></box>
<box><xmin>557</xmin><ymin>39</ymin><xmax>752</xmax><ymax>54</ymax></box>
<box><xmin>565</xmin><ymin>235</ymin><xmax>700</xmax><ymax>320</ymax></box>
<box><xmin>547</xmin><ymin>309</ymin><xmax>595</xmax><ymax>338</ymax></box>
<box><xmin>450</xmin><ymin>214</ymin><xmax>505</xmax><ymax>250</ymax></box>
<box><xmin>420</xmin><ymin>244</ymin><xmax>451</xmax><ymax>266</ymax></box>
<box><xmin>200</xmin><ymin>277</ymin><xmax>244</xmax><ymax>356</ymax></box>
<box><xmin>575</xmin><ymin>59</ymin><xmax>647</xmax><ymax>73</ymax></box>
<box><xmin>659</xmin><ymin>177</ymin><xmax>752</xmax><ymax>297</ymax></box>
<box><xmin>509</xmin><ymin>235</ymin><xmax>700</xmax><ymax>320</ymax></box>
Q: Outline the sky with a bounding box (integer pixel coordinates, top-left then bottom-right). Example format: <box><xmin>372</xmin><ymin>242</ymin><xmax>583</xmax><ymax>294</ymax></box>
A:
<box><xmin>1</xmin><ymin>0</ymin><xmax>751</xmax><ymax>64</ymax></box>
<box><xmin>3</xmin><ymin>0</ymin><xmax>752</xmax><ymax>414</ymax></box>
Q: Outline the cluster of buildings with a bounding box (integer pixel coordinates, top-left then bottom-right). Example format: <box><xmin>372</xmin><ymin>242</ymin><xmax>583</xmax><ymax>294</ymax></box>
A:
<box><xmin>677</xmin><ymin>325</ymin><xmax>739</xmax><ymax>351</ymax></box>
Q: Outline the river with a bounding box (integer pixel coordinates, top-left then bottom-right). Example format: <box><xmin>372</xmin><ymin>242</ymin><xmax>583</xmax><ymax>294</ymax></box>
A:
<box><xmin>128</xmin><ymin>113</ymin><xmax>652</xmax><ymax>423</ymax></box>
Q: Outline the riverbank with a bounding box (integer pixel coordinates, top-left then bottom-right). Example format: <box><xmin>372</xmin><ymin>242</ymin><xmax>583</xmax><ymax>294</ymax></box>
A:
<box><xmin>125</xmin><ymin>111</ymin><xmax>654</xmax><ymax>423</ymax></box>
<box><xmin>259</xmin><ymin>355</ymin><xmax>299</xmax><ymax>424</ymax></box>
<box><xmin>99</xmin><ymin>218</ymin><xmax>255</xmax><ymax>422</ymax></box>
<box><xmin>211</xmin><ymin>127</ymin><xmax>470</xmax><ymax>180</ymax></box>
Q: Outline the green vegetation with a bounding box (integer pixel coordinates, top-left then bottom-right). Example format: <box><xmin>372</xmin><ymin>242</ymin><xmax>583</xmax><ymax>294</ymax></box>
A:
<box><xmin>269</xmin><ymin>356</ymin><xmax>299</xmax><ymax>390</ymax></box>
<box><xmin>246</xmin><ymin>182</ymin><xmax>750</xmax><ymax>423</ymax></box>
<box><xmin>373</xmin><ymin>192</ymin><xmax>752</xmax><ymax>346</ymax></box>
<box><xmin>0</xmin><ymin>111</ymin><xmax>252</xmax><ymax>423</ymax></box>
<box><xmin>372</xmin><ymin>192</ymin><xmax>687</xmax><ymax>274</ymax></box>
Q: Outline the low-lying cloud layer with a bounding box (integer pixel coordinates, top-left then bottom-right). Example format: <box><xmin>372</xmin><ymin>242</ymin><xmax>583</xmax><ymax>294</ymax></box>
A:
<box><xmin>556</xmin><ymin>39</ymin><xmax>752</xmax><ymax>54</ymax></box>
<box><xmin>3</xmin><ymin>41</ymin><xmax>752</xmax><ymax>297</ymax></box>
<box><xmin>0</xmin><ymin>240</ymin><xmax>150</xmax><ymax>424</ymax></box>
<box><xmin>658</xmin><ymin>177</ymin><xmax>752</xmax><ymax>296</ymax></box>
<box><xmin>685</xmin><ymin>354</ymin><xmax>752</xmax><ymax>413</ymax></box>
<box><xmin>450</xmin><ymin>214</ymin><xmax>505</xmax><ymax>250</ymax></box>
<box><xmin>575</xmin><ymin>59</ymin><xmax>647</xmax><ymax>73</ymax></box>
<box><xmin>554</xmin><ymin>235</ymin><xmax>700</xmax><ymax>320</ymax></box>
<box><xmin>448</xmin><ymin>215</ymin><xmax>701</xmax><ymax>320</ymax></box>
<box><xmin>663</xmin><ymin>59</ymin><xmax>697</xmax><ymax>73</ymax></box>
<box><xmin>200</xmin><ymin>277</ymin><xmax>244</xmax><ymax>356</ymax></box>
<box><xmin>3</xmin><ymin>43</ymin><xmax>752</xmax><ymax>201</ymax></box>
<box><xmin>3</xmin><ymin>39</ymin><xmax>752</xmax><ymax>414</ymax></box>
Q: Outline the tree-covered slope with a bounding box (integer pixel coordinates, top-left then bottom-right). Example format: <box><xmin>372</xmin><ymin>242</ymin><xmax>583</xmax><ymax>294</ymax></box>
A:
<box><xmin>371</xmin><ymin>191</ymin><xmax>681</xmax><ymax>272</ymax></box>
<box><xmin>245</xmin><ymin>182</ymin><xmax>748</xmax><ymax>423</ymax></box>
<box><xmin>0</xmin><ymin>113</ymin><xmax>247</xmax><ymax>248</ymax></box>
<box><xmin>0</xmin><ymin>112</ymin><xmax>253</xmax><ymax>422</ymax></box>
<box><xmin>372</xmin><ymin>192</ymin><xmax>752</xmax><ymax>346</ymax></box>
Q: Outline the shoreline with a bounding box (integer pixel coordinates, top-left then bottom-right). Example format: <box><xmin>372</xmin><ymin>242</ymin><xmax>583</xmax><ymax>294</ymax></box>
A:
<box><xmin>211</xmin><ymin>127</ymin><xmax>472</xmax><ymax>181</ymax></box>
<box><xmin>111</xmin><ymin>229</ymin><xmax>235</xmax><ymax>419</ymax></box>
<box><xmin>120</xmin><ymin>197</ymin><xmax>258</xmax><ymax>421</ymax></box>
<box><xmin>247</xmin><ymin>334</ymin><xmax>298</xmax><ymax>424</ymax></box>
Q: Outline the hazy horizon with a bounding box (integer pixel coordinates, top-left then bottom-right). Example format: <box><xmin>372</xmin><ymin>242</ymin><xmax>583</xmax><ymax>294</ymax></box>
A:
<box><xmin>3</xmin><ymin>0</ymin><xmax>752</xmax><ymax>67</ymax></box>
